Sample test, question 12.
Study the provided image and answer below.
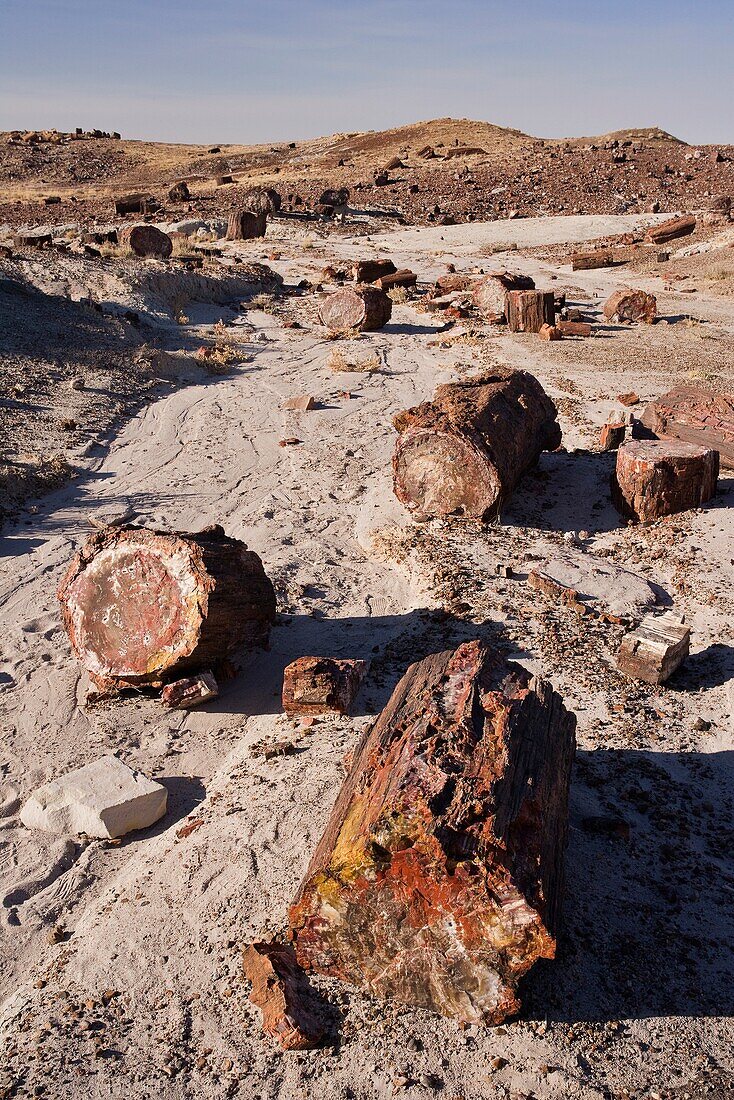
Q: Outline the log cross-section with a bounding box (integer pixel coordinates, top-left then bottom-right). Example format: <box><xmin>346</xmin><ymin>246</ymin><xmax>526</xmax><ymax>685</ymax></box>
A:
<box><xmin>289</xmin><ymin>640</ymin><xmax>576</xmax><ymax>1026</ymax></box>
<box><xmin>392</xmin><ymin>367</ymin><xmax>561</xmax><ymax>522</ymax></box>
<box><xmin>506</xmin><ymin>290</ymin><xmax>555</xmax><ymax>333</ymax></box>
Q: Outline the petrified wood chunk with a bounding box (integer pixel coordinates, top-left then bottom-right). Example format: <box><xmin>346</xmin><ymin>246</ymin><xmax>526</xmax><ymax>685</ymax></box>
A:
<box><xmin>603</xmin><ymin>288</ymin><xmax>657</xmax><ymax>323</ymax></box>
<box><xmin>599</xmin><ymin>421</ymin><xmax>627</xmax><ymax>451</ymax></box>
<box><xmin>352</xmin><ymin>259</ymin><xmax>396</xmax><ymax>283</ymax></box>
<box><xmin>557</xmin><ymin>320</ymin><xmax>592</xmax><ymax>337</ymax></box>
<box><xmin>612</xmin><ymin>439</ymin><xmax>718</xmax><ymax>522</ymax></box>
<box><xmin>641</xmin><ymin>385</ymin><xmax>734</xmax><ymax>469</ymax></box>
<box><xmin>392</xmin><ymin>367</ymin><xmax>561</xmax><ymax>521</ymax></box>
<box><xmin>119</xmin><ymin>224</ymin><xmax>173</xmax><ymax>259</ymax></box>
<box><xmin>539</xmin><ymin>323</ymin><xmax>562</xmax><ymax>341</ymax></box>
<box><xmin>570</xmin><ymin>250</ymin><xmax>620</xmax><ymax>271</ymax></box>
<box><xmin>617</xmin><ymin>611</ymin><xmax>690</xmax><ymax>684</ymax></box>
<box><xmin>506</xmin><ymin>289</ymin><xmax>556</xmax><ymax>333</ymax></box>
<box><xmin>12</xmin><ymin>232</ymin><xmax>52</xmax><ymax>249</ymax></box>
<box><xmin>318</xmin><ymin>285</ymin><xmax>392</xmax><ymax>332</ymax></box>
<box><xmin>226</xmin><ymin>209</ymin><xmax>267</xmax><ymax>240</ymax></box>
<box><xmin>241</xmin><ymin>188</ymin><xmax>281</xmax><ymax>215</ymax></box>
<box><xmin>114</xmin><ymin>192</ymin><xmax>156</xmax><ymax>216</ymax></box>
<box><xmin>282</xmin><ymin>657</ymin><xmax>366</xmax><ymax>716</ymax></box>
<box><xmin>289</xmin><ymin>640</ymin><xmax>576</xmax><ymax>1026</ymax></box>
<box><xmin>243</xmin><ymin>942</ymin><xmax>324</xmax><ymax>1050</ymax></box>
<box><xmin>161</xmin><ymin>671</ymin><xmax>219</xmax><ymax>709</ymax></box>
<box><xmin>57</xmin><ymin>524</ymin><xmax>276</xmax><ymax>691</ymax></box>
<box><xmin>472</xmin><ymin>271</ymin><xmax>535</xmax><ymax>323</ymax></box>
<box><xmin>373</xmin><ymin>269</ymin><xmax>417</xmax><ymax>290</ymax></box>
<box><xmin>167</xmin><ymin>181</ymin><xmax>190</xmax><ymax>202</ymax></box>
<box><xmin>645</xmin><ymin>215</ymin><xmax>696</xmax><ymax>245</ymax></box>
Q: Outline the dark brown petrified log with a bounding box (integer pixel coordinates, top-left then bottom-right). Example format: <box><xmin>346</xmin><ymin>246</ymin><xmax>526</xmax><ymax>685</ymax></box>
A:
<box><xmin>373</xmin><ymin>269</ymin><xmax>417</xmax><ymax>290</ymax></box>
<box><xmin>603</xmin><ymin>288</ymin><xmax>657</xmax><ymax>323</ymax></box>
<box><xmin>472</xmin><ymin>271</ymin><xmax>535</xmax><ymax>323</ymax></box>
<box><xmin>570</xmin><ymin>250</ymin><xmax>622</xmax><ymax>271</ymax></box>
<box><xmin>242</xmin><ymin>941</ymin><xmax>324</xmax><ymax>1050</ymax></box>
<box><xmin>119</xmin><ymin>224</ymin><xmax>173</xmax><ymax>259</ymax></box>
<box><xmin>392</xmin><ymin>367</ymin><xmax>561</xmax><ymax>521</ymax></box>
<box><xmin>645</xmin><ymin>215</ymin><xmax>696</xmax><ymax>245</ymax></box>
<box><xmin>226</xmin><ymin>209</ymin><xmax>268</xmax><ymax>240</ymax></box>
<box><xmin>616</xmin><ymin>611</ymin><xmax>690</xmax><ymax>684</ymax></box>
<box><xmin>289</xmin><ymin>640</ymin><xmax>576</xmax><ymax>1026</ymax></box>
<box><xmin>114</xmin><ymin>192</ymin><xmax>156</xmax><ymax>216</ymax></box>
<box><xmin>241</xmin><ymin>188</ymin><xmax>281</xmax><ymax>215</ymax></box>
<box><xmin>167</xmin><ymin>181</ymin><xmax>190</xmax><ymax>202</ymax></box>
<box><xmin>57</xmin><ymin>524</ymin><xmax>275</xmax><ymax>691</ymax></box>
<box><xmin>556</xmin><ymin>320</ymin><xmax>592</xmax><ymax>337</ymax></box>
<box><xmin>282</xmin><ymin>657</ymin><xmax>367</xmax><ymax>716</ymax></box>
<box><xmin>352</xmin><ymin>259</ymin><xmax>397</xmax><ymax>283</ymax></box>
<box><xmin>641</xmin><ymin>385</ymin><xmax>734</xmax><ymax>469</ymax></box>
<box><xmin>318</xmin><ymin>285</ymin><xmax>392</xmax><ymax>332</ymax></box>
<box><xmin>611</xmin><ymin>439</ymin><xmax>718</xmax><ymax>522</ymax></box>
<box><xmin>506</xmin><ymin>290</ymin><xmax>556</xmax><ymax>333</ymax></box>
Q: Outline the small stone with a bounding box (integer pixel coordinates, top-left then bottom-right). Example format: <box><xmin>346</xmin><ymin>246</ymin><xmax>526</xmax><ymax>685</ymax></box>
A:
<box><xmin>282</xmin><ymin>395</ymin><xmax>316</xmax><ymax>412</ymax></box>
<box><xmin>161</xmin><ymin>671</ymin><xmax>218</xmax><ymax>710</ymax></box>
<box><xmin>693</xmin><ymin>717</ymin><xmax>711</xmax><ymax>732</ymax></box>
<box><xmin>490</xmin><ymin>1056</ymin><xmax>507</xmax><ymax>1071</ymax></box>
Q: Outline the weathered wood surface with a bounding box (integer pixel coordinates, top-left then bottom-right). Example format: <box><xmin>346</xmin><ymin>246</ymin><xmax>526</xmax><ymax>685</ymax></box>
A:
<box><xmin>243</xmin><ymin>942</ymin><xmax>324</xmax><ymax>1050</ymax></box>
<box><xmin>603</xmin><ymin>288</ymin><xmax>657</xmax><ymax>324</ymax></box>
<box><xmin>570</xmin><ymin>250</ymin><xmax>623</xmax><ymax>271</ymax></box>
<box><xmin>373</xmin><ymin>269</ymin><xmax>417</xmax><ymax>290</ymax></box>
<box><xmin>539</xmin><ymin>323</ymin><xmax>562</xmax><ymax>341</ymax></box>
<box><xmin>506</xmin><ymin>289</ymin><xmax>555</xmax><ymax>333</ymax></box>
<box><xmin>167</xmin><ymin>181</ymin><xmax>190</xmax><ymax>202</ymax></box>
<box><xmin>645</xmin><ymin>215</ymin><xmax>696</xmax><ymax>245</ymax></box>
<box><xmin>114</xmin><ymin>193</ymin><xmax>155</xmax><ymax>216</ymax></box>
<box><xmin>12</xmin><ymin>232</ymin><xmax>52</xmax><ymax>249</ymax></box>
<box><xmin>282</xmin><ymin>657</ymin><xmax>367</xmax><ymax>716</ymax></box>
<box><xmin>557</xmin><ymin>320</ymin><xmax>592</xmax><ymax>337</ymax></box>
<box><xmin>641</xmin><ymin>385</ymin><xmax>734</xmax><ymax>469</ymax></box>
<box><xmin>226</xmin><ymin>209</ymin><xmax>267</xmax><ymax>240</ymax></box>
<box><xmin>352</xmin><ymin>259</ymin><xmax>396</xmax><ymax>283</ymax></box>
<box><xmin>393</xmin><ymin>367</ymin><xmax>561</xmax><ymax>521</ymax></box>
<box><xmin>241</xmin><ymin>188</ymin><xmax>281</xmax><ymax>215</ymax></box>
<box><xmin>617</xmin><ymin>612</ymin><xmax>690</xmax><ymax>684</ymax></box>
<box><xmin>289</xmin><ymin>640</ymin><xmax>576</xmax><ymax>1026</ymax></box>
<box><xmin>119</xmin><ymin>224</ymin><xmax>173</xmax><ymax>259</ymax></box>
<box><xmin>161</xmin><ymin>671</ymin><xmax>219</xmax><ymax>709</ymax></box>
<box><xmin>318</xmin><ymin>285</ymin><xmax>392</xmax><ymax>332</ymax></box>
<box><xmin>612</xmin><ymin>439</ymin><xmax>718</xmax><ymax>522</ymax></box>
<box><xmin>599</xmin><ymin>421</ymin><xmax>627</xmax><ymax>451</ymax></box>
<box><xmin>472</xmin><ymin>271</ymin><xmax>535</xmax><ymax>323</ymax></box>
<box><xmin>58</xmin><ymin>524</ymin><xmax>276</xmax><ymax>691</ymax></box>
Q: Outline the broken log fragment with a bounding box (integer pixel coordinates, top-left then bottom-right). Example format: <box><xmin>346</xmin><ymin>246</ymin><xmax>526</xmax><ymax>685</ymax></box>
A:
<box><xmin>241</xmin><ymin>188</ymin><xmax>281</xmax><ymax>215</ymax></box>
<box><xmin>506</xmin><ymin>289</ymin><xmax>555</xmax><ymax>333</ymax></box>
<box><xmin>392</xmin><ymin>367</ymin><xmax>561</xmax><ymax>522</ymax></box>
<box><xmin>472</xmin><ymin>271</ymin><xmax>535</xmax><ymax>323</ymax></box>
<box><xmin>603</xmin><ymin>288</ymin><xmax>657</xmax><ymax>324</ymax></box>
<box><xmin>282</xmin><ymin>657</ymin><xmax>366</xmax><ymax>716</ymax></box>
<box><xmin>641</xmin><ymin>385</ymin><xmax>734</xmax><ymax>469</ymax></box>
<box><xmin>570</xmin><ymin>250</ymin><xmax>623</xmax><ymax>271</ymax></box>
<box><xmin>161</xmin><ymin>671</ymin><xmax>219</xmax><ymax>709</ymax></box>
<box><xmin>617</xmin><ymin>611</ymin><xmax>690</xmax><ymax>684</ymax></box>
<box><xmin>557</xmin><ymin>320</ymin><xmax>592</xmax><ymax>337</ymax></box>
<box><xmin>243</xmin><ymin>942</ymin><xmax>324</xmax><ymax>1050</ymax></box>
<box><xmin>373</xmin><ymin>269</ymin><xmax>417</xmax><ymax>290</ymax></box>
<box><xmin>226</xmin><ymin>209</ymin><xmax>267</xmax><ymax>240</ymax></box>
<box><xmin>57</xmin><ymin>524</ymin><xmax>276</xmax><ymax>692</ymax></box>
<box><xmin>114</xmin><ymin>193</ymin><xmax>156</xmax><ymax>216</ymax></box>
<box><xmin>12</xmin><ymin>232</ymin><xmax>52</xmax><ymax>249</ymax></box>
<box><xmin>612</xmin><ymin>439</ymin><xmax>718</xmax><ymax>522</ymax></box>
<box><xmin>289</xmin><ymin>640</ymin><xmax>576</xmax><ymax>1026</ymax></box>
<box><xmin>539</xmin><ymin>323</ymin><xmax>562</xmax><ymax>341</ymax></box>
<box><xmin>119</xmin><ymin>224</ymin><xmax>173</xmax><ymax>259</ymax></box>
<box><xmin>167</xmin><ymin>181</ymin><xmax>190</xmax><ymax>202</ymax></box>
<box><xmin>351</xmin><ymin>259</ymin><xmax>396</xmax><ymax>283</ymax></box>
<box><xmin>599</xmin><ymin>421</ymin><xmax>627</xmax><ymax>451</ymax></box>
<box><xmin>645</xmin><ymin>215</ymin><xmax>696</xmax><ymax>245</ymax></box>
<box><xmin>318</xmin><ymin>285</ymin><xmax>392</xmax><ymax>332</ymax></box>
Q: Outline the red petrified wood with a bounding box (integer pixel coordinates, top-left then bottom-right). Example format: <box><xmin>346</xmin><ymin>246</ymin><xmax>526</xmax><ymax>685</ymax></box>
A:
<box><xmin>645</xmin><ymin>215</ymin><xmax>696</xmax><ymax>245</ymax></box>
<box><xmin>392</xmin><ymin>367</ymin><xmax>561</xmax><ymax>522</ymax></box>
<box><xmin>641</xmin><ymin>386</ymin><xmax>734</xmax><ymax>469</ymax></box>
<box><xmin>242</xmin><ymin>941</ymin><xmax>324</xmax><ymax>1050</ymax></box>
<box><xmin>282</xmin><ymin>657</ymin><xmax>367</xmax><ymax>716</ymax></box>
<box><xmin>611</xmin><ymin>439</ymin><xmax>718</xmax><ymax>522</ymax></box>
<box><xmin>603</xmin><ymin>289</ymin><xmax>657</xmax><ymax>324</ymax></box>
<box><xmin>472</xmin><ymin>272</ymin><xmax>535</xmax><ymax>323</ymax></box>
<box><xmin>506</xmin><ymin>289</ymin><xmax>555</xmax><ymax>333</ymax></box>
<box><xmin>289</xmin><ymin>640</ymin><xmax>576</xmax><ymax>1026</ymax></box>
<box><xmin>57</xmin><ymin>524</ymin><xmax>276</xmax><ymax>691</ymax></box>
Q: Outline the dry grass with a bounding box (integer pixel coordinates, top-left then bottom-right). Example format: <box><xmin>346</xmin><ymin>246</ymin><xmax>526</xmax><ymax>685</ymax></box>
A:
<box><xmin>388</xmin><ymin>286</ymin><xmax>409</xmax><ymax>304</ymax></box>
<box><xmin>247</xmin><ymin>293</ymin><xmax>279</xmax><ymax>313</ymax></box>
<box><xmin>327</xmin><ymin>347</ymin><xmax>381</xmax><ymax>372</ymax></box>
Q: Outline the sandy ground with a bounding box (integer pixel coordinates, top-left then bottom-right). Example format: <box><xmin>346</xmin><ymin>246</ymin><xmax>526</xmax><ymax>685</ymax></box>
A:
<box><xmin>0</xmin><ymin>214</ymin><xmax>733</xmax><ymax>1100</ymax></box>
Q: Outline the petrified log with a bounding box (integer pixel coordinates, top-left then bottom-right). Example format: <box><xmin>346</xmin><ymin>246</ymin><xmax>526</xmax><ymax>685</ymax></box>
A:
<box><xmin>161</xmin><ymin>671</ymin><xmax>219</xmax><ymax>709</ymax></box>
<box><xmin>167</xmin><ymin>181</ymin><xmax>190</xmax><ymax>202</ymax></box>
<box><xmin>114</xmin><ymin>193</ymin><xmax>156</xmax><ymax>216</ymax></box>
<box><xmin>242</xmin><ymin>188</ymin><xmax>281</xmax><ymax>215</ymax></box>
<box><xmin>617</xmin><ymin>611</ymin><xmax>690</xmax><ymax>684</ymax></box>
<box><xmin>506</xmin><ymin>289</ymin><xmax>555</xmax><ymax>333</ymax></box>
<box><xmin>641</xmin><ymin>385</ymin><xmax>734</xmax><ymax>469</ymax></box>
<box><xmin>243</xmin><ymin>942</ymin><xmax>324</xmax><ymax>1050</ymax></box>
<box><xmin>373</xmin><ymin>269</ymin><xmax>417</xmax><ymax>290</ymax></box>
<box><xmin>611</xmin><ymin>439</ymin><xmax>718</xmax><ymax>522</ymax></box>
<box><xmin>215</xmin><ymin>174</ymin><xmax>234</xmax><ymax>185</ymax></box>
<box><xmin>318</xmin><ymin>187</ymin><xmax>349</xmax><ymax>208</ymax></box>
<box><xmin>645</xmin><ymin>215</ymin><xmax>696</xmax><ymax>245</ymax></box>
<box><xmin>603</xmin><ymin>288</ymin><xmax>657</xmax><ymax>324</ymax></box>
<box><xmin>12</xmin><ymin>232</ymin><xmax>52</xmax><ymax>249</ymax></box>
<box><xmin>539</xmin><ymin>323</ymin><xmax>562</xmax><ymax>341</ymax></box>
<box><xmin>119</xmin><ymin>224</ymin><xmax>173</xmax><ymax>259</ymax></box>
<box><xmin>473</xmin><ymin>271</ymin><xmax>535</xmax><ymax>323</ymax></box>
<box><xmin>226</xmin><ymin>209</ymin><xmax>267</xmax><ymax>240</ymax></box>
<box><xmin>57</xmin><ymin>524</ymin><xmax>276</xmax><ymax>691</ymax></box>
<box><xmin>318</xmin><ymin>285</ymin><xmax>392</xmax><ymax>332</ymax></box>
<box><xmin>289</xmin><ymin>640</ymin><xmax>576</xmax><ymax>1026</ymax></box>
<box><xmin>392</xmin><ymin>367</ymin><xmax>561</xmax><ymax>521</ymax></box>
<box><xmin>599</xmin><ymin>421</ymin><xmax>627</xmax><ymax>451</ymax></box>
<box><xmin>282</xmin><ymin>657</ymin><xmax>366</xmax><ymax>716</ymax></box>
<box><xmin>557</xmin><ymin>320</ymin><xmax>592</xmax><ymax>337</ymax></box>
<box><xmin>570</xmin><ymin>249</ymin><xmax>621</xmax><ymax>271</ymax></box>
<box><xmin>352</xmin><ymin>258</ymin><xmax>396</xmax><ymax>283</ymax></box>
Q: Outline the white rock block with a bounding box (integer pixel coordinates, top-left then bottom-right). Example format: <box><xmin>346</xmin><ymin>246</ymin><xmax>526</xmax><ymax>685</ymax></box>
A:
<box><xmin>20</xmin><ymin>755</ymin><xmax>167</xmax><ymax>839</ymax></box>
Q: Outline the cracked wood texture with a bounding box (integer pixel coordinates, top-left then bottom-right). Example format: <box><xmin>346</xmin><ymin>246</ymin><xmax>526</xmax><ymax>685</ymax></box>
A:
<box><xmin>226</xmin><ymin>208</ymin><xmax>267</xmax><ymax>240</ymax></box>
<box><xmin>289</xmin><ymin>640</ymin><xmax>576</xmax><ymax>1026</ymax></box>
<box><xmin>318</xmin><ymin>285</ymin><xmax>392</xmax><ymax>332</ymax></box>
<box><xmin>57</xmin><ymin>524</ymin><xmax>276</xmax><ymax>691</ymax></box>
<box><xmin>472</xmin><ymin>271</ymin><xmax>535</xmax><ymax>322</ymax></box>
<box><xmin>603</xmin><ymin>288</ymin><xmax>657</xmax><ymax>323</ymax></box>
<box><xmin>282</xmin><ymin>657</ymin><xmax>367</xmax><ymax>716</ymax></box>
<box><xmin>392</xmin><ymin>367</ymin><xmax>561</xmax><ymax>522</ymax></box>
<box><xmin>612</xmin><ymin>439</ymin><xmax>718</xmax><ymax>522</ymax></box>
<box><xmin>242</xmin><ymin>942</ymin><xmax>324</xmax><ymax>1050</ymax></box>
<box><xmin>641</xmin><ymin>385</ymin><xmax>734</xmax><ymax>469</ymax></box>
<box><xmin>505</xmin><ymin>289</ymin><xmax>555</xmax><ymax>333</ymax></box>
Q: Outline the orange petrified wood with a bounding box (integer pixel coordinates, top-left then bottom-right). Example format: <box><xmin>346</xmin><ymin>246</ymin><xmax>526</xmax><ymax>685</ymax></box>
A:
<box><xmin>242</xmin><ymin>942</ymin><xmax>324</xmax><ymax>1050</ymax></box>
<box><xmin>289</xmin><ymin>640</ymin><xmax>576</xmax><ymax>1026</ymax></box>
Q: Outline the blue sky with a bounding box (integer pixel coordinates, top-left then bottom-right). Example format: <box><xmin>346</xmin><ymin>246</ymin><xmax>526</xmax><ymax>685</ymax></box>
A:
<box><xmin>1</xmin><ymin>0</ymin><xmax>731</xmax><ymax>144</ymax></box>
